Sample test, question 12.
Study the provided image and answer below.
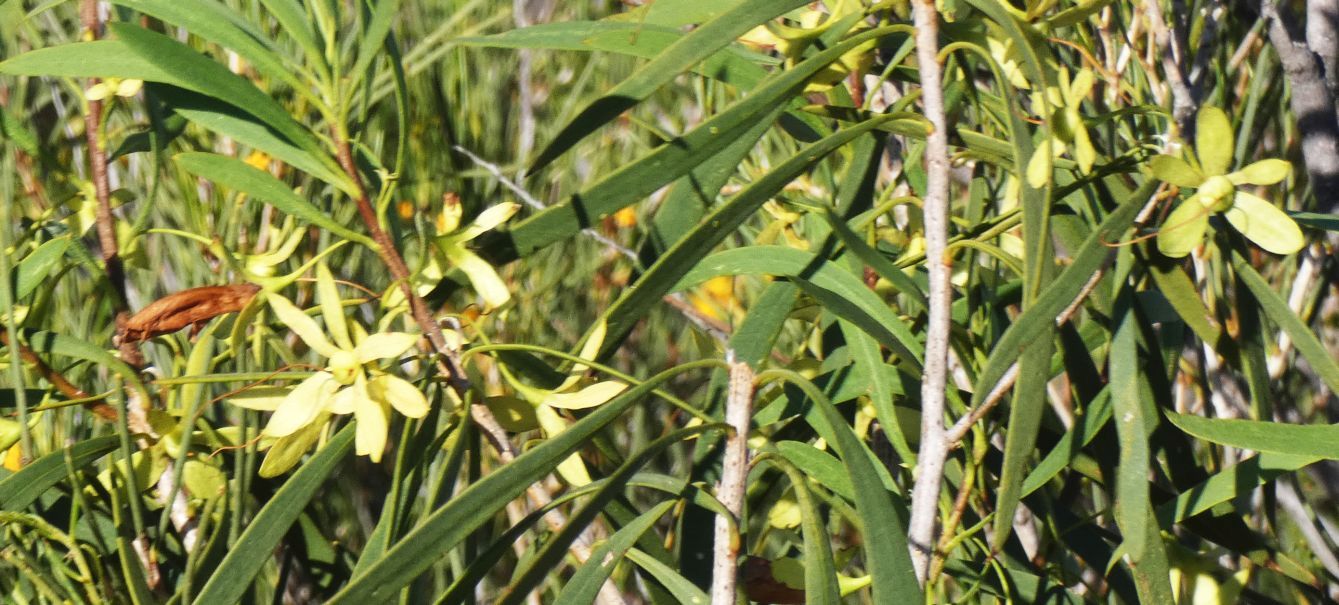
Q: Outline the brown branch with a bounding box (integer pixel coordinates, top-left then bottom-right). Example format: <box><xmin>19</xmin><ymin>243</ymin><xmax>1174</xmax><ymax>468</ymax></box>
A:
<box><xmin>0</xmin><ymin>328</ymin><xmax>116</xmax><ymax>420</ymax></box>
<box><xmin>81</xmin><ymin>0</ymin><xmax>140</xmax><ymax>369</ymax></box>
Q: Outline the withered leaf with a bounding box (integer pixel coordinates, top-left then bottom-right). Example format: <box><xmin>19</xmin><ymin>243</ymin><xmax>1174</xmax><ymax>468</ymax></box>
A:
<box><xmin>122</xmin><ymin>284</ymin><xmax>260</xmax><ymax>343</ymax></box>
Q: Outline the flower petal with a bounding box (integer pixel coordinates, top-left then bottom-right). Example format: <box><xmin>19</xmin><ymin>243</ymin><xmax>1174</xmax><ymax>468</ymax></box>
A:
<box><xmin>455</xmin><ymin>202</ymin><xmax>521</xmax><ymax>241</ymax></box>
<box><xmin>84</xmin><ymin>82</ymin><xmax>112</xmax><ymax>101</ymax></box>
<box><xmin>1195</xmin><ymin>106</ymin><xmax>1234</xmax><ymax>176</ymax></box>
<box><xmin>267</xmin><ymin>293</ymin><xmax>340</xmax><ymax>358</ymax></box>
<box><xmin>446</xmin><ymin>247</ymin><xmax>512</xmax><ymax>309</ymax></box>
<box><xmin>1228</xmin><ymin>159</ymin><xmax>1291</xmax><ymax>186</ymax></box>
<box><xmin>354</xmin><ymin>332</ymin><xmax>419</xmax><ymax>363</ymax></box>
<box><xmin>115</xmin><ymin>78</ymin><xmax>144</xmax><ymax>97</ymax></box>
<box><xmin>328</xmin><ymin>384</ymin><xmax>358</xmax><ymax>414</ymax></box>
<box><xmin>258</xmin><ymin>413</ymin><xmax>329</xmax><ymax>478</ymax></box>
<box><xmin>353</xmin><ymin>390</ymin><xmax>388</xmax><ymax>462</ymax></box>
<box><xmin>265</xmin><ymin>373</ymin><xmax>336</xmax><ymax>437</ymax></box>
<box><xmin>370</xmin><ymin>373</ymin><xmax>429</xmax><ymax>418</ymax></box>
<box><xmin>1068</xmin><ymin>68</ymin><xmax>1094</xmax><ymax>102</ymax></box>
<box><xmin>1156</xmin><ymin>196</ymin><xmax>1213</xmax><ymax>258</ymax></box>
<box><xmin>1026</xmin><ymin>143</ymin><xmax>1052</xmax><ymax>189</ymax></box>
<box><xmin>1225</xmin><ymin>191</ymin><xmax>1306</xmax><ymax>255</ymax></box>
<box><xmin>535</xmin><ymin>405</ymin><xmax>591</xmax><ymax>486</ymax></box>
<box><xmin>1149</xmin><ymin>155</ymin><xmax>1205</xmax><ymax>188</ymax></box>
<box><xmin>316</xmin><ymin>262</ymin><xmax>353</xmax><ymax>350</ymax></box>
<box><xmin>1071</xmin><ymin>120</ymin><xmax>1095</xmax><ymax>174</ymax></box>
<box><xmin>545</xmin><ymin>381</ymin><xmax>628</xmax><ymax>410</ymax></box>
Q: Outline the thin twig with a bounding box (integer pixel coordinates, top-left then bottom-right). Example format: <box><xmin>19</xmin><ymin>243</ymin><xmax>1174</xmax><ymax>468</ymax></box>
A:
<box><xmin>1144</xmin><ymin>0</ymin><xmax>1198</xmax><ymax>135</ymax></box>
<box><xmin>0</xmin><ymin>328</ymin><xmax>115</xmax><ymax>420</ymax></box>
<box><xmin>451</xmin><ymin>144</ymin><xmax>641</xmax><ymax>264</ymax></box>
<box><xmin>710</xmin><ymin>353</ymin><xmax>755</xmax><ymax>605</ymax></box>
<box><xmin>454</xmin><ymin>143</ymin><xmax>732</xmax><ymax>346</ymax></box>
<box><xmin>943</xmin><ymin>265</ymin><xmax>1109</xmax><ymax>446</ymax></box>
<box><xmin>906</xmin><ymin>0</ymin><xmax>953</xmax><ymax>585</ymax></box>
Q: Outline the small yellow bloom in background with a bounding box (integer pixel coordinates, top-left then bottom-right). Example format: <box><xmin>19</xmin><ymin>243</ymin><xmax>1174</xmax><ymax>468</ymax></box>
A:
<box><xmin>0</xmin><ymin>417</ymin><xmax>22</xmax><ymax>471</ymax></box>
<box><xmin>244</xmin><ymin>150</ymin><xmax>272</xmax><ymax>172</ymax></box>
<box><xmin>3</xmin><ymin>444</ymin><xmax>20</xmax><ymax>472</ymax></box>
<box><xmin>228</xmin><ymin>262</ymin><xmax>428</xmax><ymax>472</ymax></box>
<box><xmin>396</xmin><ymin>200</ymin><xmax>417</xmax><ymax>221</ymax></box>
<box><xmin>613</xmin><ymin>206</ymin><xmax>638</xmax><ymax>229</ymax></box>
<box><xmin>84</xmin><ymin>77</ymin><xmax>143</xmax><ymax>102</ymax></box>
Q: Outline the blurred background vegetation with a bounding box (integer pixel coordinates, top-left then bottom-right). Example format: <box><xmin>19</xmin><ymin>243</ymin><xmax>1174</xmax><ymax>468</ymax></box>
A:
<box><xmin>4</xmin><ymin>0</ymin><xmax>1339</xmax><ymax>603</ymax></box>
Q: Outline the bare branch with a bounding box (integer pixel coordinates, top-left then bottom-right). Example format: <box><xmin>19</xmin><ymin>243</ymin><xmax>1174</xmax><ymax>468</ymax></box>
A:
<box><xmin>1264</xmin><ymin>0</ymin><xmax>1339</xmax><ymax>212</ymax></box>
<box><xmin>907</xmin><ymin>0</ymin><xmax>953</xmax><ymax>584</ymax></box>
<box><xmin>711</xmin><ymin>354</ymin><xmax>755</xmax><ymax>605</ymax></box>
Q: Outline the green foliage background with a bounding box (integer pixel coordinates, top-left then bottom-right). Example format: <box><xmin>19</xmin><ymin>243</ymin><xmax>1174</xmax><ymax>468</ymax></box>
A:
<box><xmin>2</xmin><ymin>0</ymin><xmax>1339</xmax><ymax>603</ymax></box>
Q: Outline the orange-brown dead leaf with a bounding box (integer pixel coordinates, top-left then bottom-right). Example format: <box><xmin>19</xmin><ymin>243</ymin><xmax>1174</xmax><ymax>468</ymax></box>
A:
<box><xmin>122</xmin><ymin>284</ymin><xmax>260</xmax><ymax>343</ymax></box>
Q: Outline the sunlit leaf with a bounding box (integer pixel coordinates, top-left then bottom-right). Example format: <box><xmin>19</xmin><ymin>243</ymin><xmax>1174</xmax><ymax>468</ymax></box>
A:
<box><xmin>1149</xmin><ymin>155</ymin><xmax>1205</xmax><ymax>188</ymax></box>
<box><xmin>545</xmin><ymin>381</ymin><xmax>629</xmax><ymax>410</ymax></box>
<box><xmin>1229</xmin><ymin>159</ymin><xmax>1291</xmax><ymax>186</ymax></box>
<box><xmin>1195</xmin><ymin>106</ymin><xmax>1234</xmax><ymax>176</ymax></box>
<box><xmin>1224</xmin><ymin>191</ymin><xmax>1305</xmax><ymax>255</ymax></box>
<box><xmin>1156</xmin><ymin>197</ymin><xmax>1211</xmax><ymax>258</ymax></box>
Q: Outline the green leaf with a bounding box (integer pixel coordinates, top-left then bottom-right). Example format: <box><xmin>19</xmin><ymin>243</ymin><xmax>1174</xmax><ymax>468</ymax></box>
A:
<box><xmin>174</xmin><ymin>152</ymin><xmax>374</xmax><ymax>247</ymax></box>
<box><xmin>590</xmin><ymin>111</ymin><xmax>915</xmax><ymax>360</ymax></box>
<box><xmin>1195</xmin><ymin>106</ymin><xmax>1234</xmax><ymax>176</ymax></box>
<box><xmin>1110</xmin><ymin>282</ymin><xmax>1152</xmax><ymax>558</ymax></box>
<box><xmin>16</xmin><ymin>237</ymin><xmax>70</xmax><ymax>300</ymax></box>
<box><xmin>1166</xmin><ymin>413</ymin><xmax>1339</xmax><ymax>459</ymax></box>
<box><xmin>505</xmin><ymin>25</ymin><xmax>908</xmax><ymax>261</ymax></box>
<box><xmin>256</xmin><ymin>0</ymin><xmax>323</xmax><ymax>67</ymax></box>
<box><xmin>765</xmin><ymin>456</ymin><xmax>841</xmax><ymax>605</ymax></box>
<box><xmin>349</xmin><ymin>0</ymin><xmax>402</xmax><ymax>88</ymax></box>
<box><xmin>768</xmin><ymin>370</ymin><xmax>922</xmax><ymax>603</ymax></box>
<box><xmin>0</xmin><ymin>435</ymin><xmax>119</xmax><ymax>510</ymax></box>
<box><xmin>1224</xmin><ymin>191</ymin><xmax>1305</xmax><ymax>255</ymax></box>
<box><xmin>529</xmin><ymin>0</ymin><xmax>808</xmax><ymax>170</ymax></box>
<box><xmin>1155</xmin><ymin>196</ymin><xmax>1211</xmax><ymax>258</ymax></box>
<box><xmin>625</xmin><ymin>547</ymin><xmax>710</xmax><ymax>604</ymax></box>
<box><xmin>497</xmin><ymin>425</ymin><xmax>719</xmax><ymax>604</ymax></box>
<box><xmin>553</xmin><ymin>501</ymin><xmax>677</xmax><ymax>605</ymax></box>
<box><xmin>1229</xmin><ymin>159</ymin><xmax>1290</xmax><ymax>186</ymax></box>
<box><xmin>971</xmin><ymin>179</ymin><xmax>1156</xmax><ymax>411</ymax></box>
<box><xmin>0</xmin><ymin>23</ymin><xmax>326</xmax><ymax>164</ymax></box>
<box><xmin>25</xmin><ymin>330</ymin><xmax>146</xmax><ymax>399</ymax></box>
<box><xmin>108</xmin><ymin>0</ymin><xmax>308</xmax><ymax>95</ymax></box>
<box><xmin>458</xmin><ymin>21</ymin><xmax>769</xmax><ymax>91</ymax></box>
<box><xmin>673</xmin><ymin>246</ymin><xmax>923</xmax><ymax>364</ymax></box>
<box><xmin>325</xmin><ymin>362</ymin><xmax>703</xmax><ymax>603</ymax></box>
<box><xmin>1232</xmin><ymin>252</ymin><xmax>1339</xmax><ymax>396</ymax></box>
<box><xmin>775</xmin><ymin>441</ymin><xmax>856</xmax><ymax>502</ymax></box>
<box><xmin>1157</xmin><ymin>452</ymin><xmax>1319</xmax><ymax>524</ymax></box>
<box><xmin>1022</xmin><ymin>387</ymin><xmax>1112</xmax><ymax>495</ymax></box>
<box><xmin>155</xmin><ymin>86</ymin><xmax>353</xmax><ymax>193</ymax></box>
<box><xmin>192</xmin><ymin>425</ymin><xmax>353</xmax><ymax>605</ymax></box>
<box><xmin>1149</xmin><ymin>155</ymin><xmax>1205</xmax><ymax>188</ymax></box>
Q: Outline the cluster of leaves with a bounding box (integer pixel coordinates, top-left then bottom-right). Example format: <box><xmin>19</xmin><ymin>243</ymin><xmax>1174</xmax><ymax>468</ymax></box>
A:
<box><xmin>1</xmin><ymin>0</ymin><xmax>1339</xmax><ymax>603</ymax></box>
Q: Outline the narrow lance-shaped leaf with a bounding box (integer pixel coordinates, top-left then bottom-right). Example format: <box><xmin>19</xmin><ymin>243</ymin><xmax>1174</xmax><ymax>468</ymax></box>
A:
<box><xmin>174</xmin><ymin>152</ymin><xmax>376</xmax><ymax>248</ymax></box>
<box><xmin>529</xmin><ymin>0</ymin><xmax>808</xmax><ymax>170</ymax></box>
